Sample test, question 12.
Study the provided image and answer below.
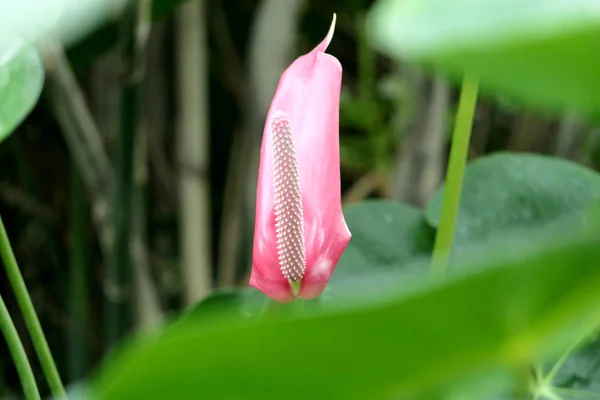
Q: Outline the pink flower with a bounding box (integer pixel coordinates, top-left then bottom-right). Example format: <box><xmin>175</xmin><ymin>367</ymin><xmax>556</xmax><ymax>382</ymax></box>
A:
<box><xmin>249</xmin><ymin>14</ymin><xmax>351</xmax><ymax>303</ymax></box>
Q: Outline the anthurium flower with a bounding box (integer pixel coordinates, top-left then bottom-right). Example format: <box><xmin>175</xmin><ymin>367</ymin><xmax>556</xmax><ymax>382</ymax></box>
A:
<box><xmin>250</xmin><ymin>14</ymin><xmax>351</xmax><ymax>302</ymax></box>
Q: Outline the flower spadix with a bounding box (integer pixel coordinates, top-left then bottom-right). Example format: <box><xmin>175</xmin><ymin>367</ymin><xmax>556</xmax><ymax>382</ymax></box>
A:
<box><xmin>250</xmin><ymin>14</ymin><xmax>351</xmax><ymax>302</ymax></box>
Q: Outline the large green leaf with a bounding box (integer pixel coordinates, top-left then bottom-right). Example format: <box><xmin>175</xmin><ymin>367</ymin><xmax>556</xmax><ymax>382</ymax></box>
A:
<box><xmin>426</xmin><ymin>153</ymin><xmax>600</xmax><ymax>253</ymax></box>
<box><xmin>175</xmin><ymin>287</ymin><xmax>266</xmax><ymax>327</ymax></box>
<box><xmin>0</xmin><ymin>40</ymin><xmax>44</xmax><ymax>142</ymax></box>
<box><xmin>0</xmin><ymin>1</ymin><xmax>64</xmax><ymax>40</ymax></box>
<box><xmin>326</xmin><ymin>200</ymin><xmax>433</xmax><ymax>297</ymax></box>
<box><xmin>366</xmin><ymin>0</ymin><xmax>600</xmax><ymax>115</ymax></box>
<box><xmin>90</xmin><ymin>221</ymin><xmax>600</xmax><ymax>399</ymax></box>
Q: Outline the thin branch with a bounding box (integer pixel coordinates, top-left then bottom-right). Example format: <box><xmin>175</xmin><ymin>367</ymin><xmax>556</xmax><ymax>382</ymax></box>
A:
<box><xmin>42</xmin><ymin>41</ymin><xmax>113</xmax><ymax>252</ymax></box>
<box><xmin>343</xmin><ymin>171</ymin><xmax>382</xmax><ymax>204</ymax></box>
<box><xmin>143</xmin><ymin>19</ymin><xmax>176</xmax><ymax>208</ymax></box>
<box><xmin>132</xmin><ymin>122</ymin><xmax>161</xmax><ymax>329</ymax></box>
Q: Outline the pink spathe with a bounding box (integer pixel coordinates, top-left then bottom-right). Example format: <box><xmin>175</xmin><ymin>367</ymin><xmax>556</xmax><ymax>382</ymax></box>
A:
<box><xmin>249</xmin><ymin>14</ymin><xmax>351</xmax><ymax>302</ymax></box>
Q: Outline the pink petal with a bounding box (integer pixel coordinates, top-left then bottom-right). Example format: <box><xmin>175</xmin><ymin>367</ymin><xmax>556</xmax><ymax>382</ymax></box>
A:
<box><xmin>250</xmin><ymin>14</ymin><xmax>351</xmax><ymax>301</ymax></box>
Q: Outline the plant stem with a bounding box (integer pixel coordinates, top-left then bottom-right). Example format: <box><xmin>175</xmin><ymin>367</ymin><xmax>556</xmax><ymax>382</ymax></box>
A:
<box><xmin>259</xmin><ymin>298</ymin><xmax>280</xmax><ymax>318</ymax></box>
<box><xmin>176</xmin><ymin>0</ymin><xmax>213</xmax><ymax>306</ymax></box>
<box><xmin>0</xmin><ymin>216</ymin><xmax>66</xmax><ymax>398</ymax></box>
<box><xmin>106</xmin><ymin>0</ymin><xmax>150</xmax><ymax>346</ymax></box>
<box><xmin>430</xmin><ymin>74</ymin><xmax>479</xmax><ymax>277</ymax></box>
<box><xmin>68</xmin><ymin>161</ymin><xmax>90</xmax><ymax>381</ymax></box>
<box><xmin>0</xmin><ymin>294</ymin><xmax>40</xmax><ymax>400</ymax></box>
<box><xmin>293</xmin><ymin>299</ymin><xmax>305</xmax><ymax>316</ymax></box>
<box><xmin>43</xmin><ymin>41</ymin><xmax>115</xmax><ymax>260</ymax></box>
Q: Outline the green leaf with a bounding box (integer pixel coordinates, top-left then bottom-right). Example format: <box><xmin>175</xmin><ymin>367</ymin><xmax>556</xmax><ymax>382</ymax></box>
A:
<box><xmin>426</xmin><ymin>153</ymin><xmax>600</xmax><ymax>253</ymax></box>
<box><xmin>90</xmin><ymin>221</ymin><xmax>600</xmax><ymax>400</ymax></box>
<box><xmin>544</xmin><ymin>333</ymin><xmax>600</xmax><ymax>395</ymax></box>
<box><xmin>175</xmin><ymin>287</ymin><xmax>266</xmax><ymax>326</ymax></box>
<box><xmin>0</xmin><ymin>0</ymin><xmax>64</xmax><ymax>40</ymax></box>
<box><xmin>0</xmin><ymin>0</ymin><xmax>118</xmax><ymax>46</ymax></box>
<box><xmin>326</xmin><ymin>200</ymin><xmax>433</xmax><ymax>298</ymax></box>
<box><xmin>366</xmin><ymin>0</ymin><xmax>600</xmax><ymax>115</ymax></box>
<box><xmin>0</xmin><ymin>39</ymin><xmax>44</xmax><ymax>141</ymax></box>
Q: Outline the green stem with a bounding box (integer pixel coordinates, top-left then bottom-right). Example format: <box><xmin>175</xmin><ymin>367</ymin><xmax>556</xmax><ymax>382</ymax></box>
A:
<box><xmin>68</xmin><ymin>162</ymin><xmax>90</xmax><ymax>381</ymax></box>
<box><xmin>106</xmin><ymin>0</ymin><xmax>146</xmax><ymax>346</ymax></box>
<box><xmin>543</xmin><ymin>337</ymin><xmax>584</xmax><ymax>387</ymax></box>
<box><xmin>430</xmin><ymin>74</ymin><xmax>479</xmax><ymax>277</ymax></box>
<box><xmin>259</xmin><ymin>298</ymin><xmax>283</xmax><ymax>319</ymax></box>
<box><xmin>0</xmin><ymin>294</ymin><xmax>40</xmax><ymax>400</ymax></box>
<box><xmin>0</xmin><ymin>216</ymin><xmax>66</xmax><ymax>398</ymax></box>
<box><xmin>259</xmin><ymin>297</ymin><xmax>304</xmax><ymax>319</ymax></box>
<box><xmin>293</xmin><ymin>299</ymin><xmax>305</xmax><ymax>316</ymax></box>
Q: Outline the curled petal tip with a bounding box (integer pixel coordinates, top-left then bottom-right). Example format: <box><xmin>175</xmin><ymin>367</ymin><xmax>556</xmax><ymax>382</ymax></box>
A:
<box><xmin>316</xmin><ymin>13</ymin><xmax>337</xmax><ymax>53</ymax></box>
<box><xmin>328</xmin><ymin>13</ymin><xmax>337</xmax><ymax>43</ymax></box>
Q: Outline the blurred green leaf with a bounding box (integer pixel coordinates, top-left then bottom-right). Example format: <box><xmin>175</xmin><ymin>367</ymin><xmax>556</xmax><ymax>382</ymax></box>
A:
<box><xmin>91</xmin><ymin>221</ymin><xmax>600</xmax><ymax>399</ymax></box>
<box><xmin>366</xmin><ymin>0</ymin><xmax>600</xmax><ymax>115</ymax></box>
<box><xmin>426</xmin><ymin>153</ymin><xmax>600</xmax><ymax>254</ymax></box>
<box><xmin>175</xmin><ymin>287</ymin><xmax>266</xmax><ymax>326</ymax></box>
<box><xmin>0</xmin><ymin>0</ymin><xmax>64</xmax><ymax>39</ymax></box>
<box><xmin>0</xmin><ymin>39</ymin><xmax>44</xmax><ymax>142</ymax></box>
<box><xmin>325</xmin><ymin>200</ymin><xmax>433</xmax><ymax>298</ymax></box>
<box><xmin>0</xmin><ymin>0</ymin><xmax>120</xmax><ymax>47</ymax></box>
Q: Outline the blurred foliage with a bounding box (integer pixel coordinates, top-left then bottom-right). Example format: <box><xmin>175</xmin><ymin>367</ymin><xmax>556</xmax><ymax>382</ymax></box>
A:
<box><xmin>0</xmin><ymin>40</ymin><xmax>44</xmax><ymax>143</ymax></box>
<box><xmin>367</xmin><ymin>0</ymin><xmax>600</xmax><ymax>116</ymax></box>
<box><xmin>427</xmin><ymin>153</ymin><xmax>600</xmax><ymax>254</ymax></box>
<box><xmin>91</xmin><ymin>220</ymin><xmax>600</xmax><ymax>399</ymax></box>
<box><xmin>1</xmin><ymin>0</ymin><xmax>600</xmax><ymax>399</ymax></box>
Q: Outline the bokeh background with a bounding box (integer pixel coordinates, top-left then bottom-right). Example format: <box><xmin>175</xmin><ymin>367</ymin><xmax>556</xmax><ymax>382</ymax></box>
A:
<box><xmin>1</xmin><ymin>0</ymin><xmax>599</xmax><ymax>397</ymax></box>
